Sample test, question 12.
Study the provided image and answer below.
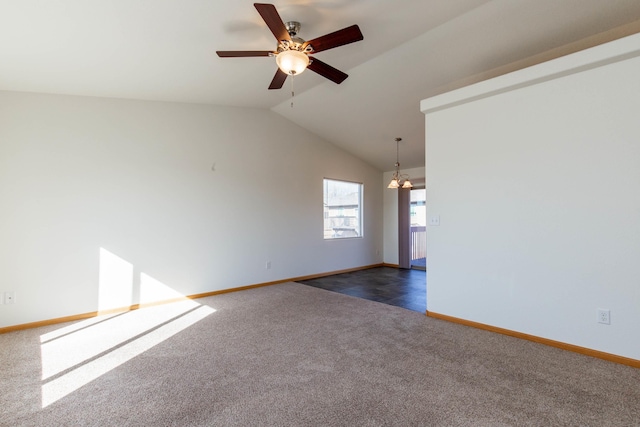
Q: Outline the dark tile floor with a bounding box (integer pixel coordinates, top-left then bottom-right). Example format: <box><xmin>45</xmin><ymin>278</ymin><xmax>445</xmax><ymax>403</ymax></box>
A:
<box><xmin>297</xmin><ymin>267</ymin><xmax>426</xmax><ymax>313</ymax></box>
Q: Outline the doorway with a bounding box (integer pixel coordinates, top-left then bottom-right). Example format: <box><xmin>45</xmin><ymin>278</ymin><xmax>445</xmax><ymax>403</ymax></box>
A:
<box><xmin>410</xmin><ymin>188</ymin><xmax>426</xmax><ymax>270</ymax></box>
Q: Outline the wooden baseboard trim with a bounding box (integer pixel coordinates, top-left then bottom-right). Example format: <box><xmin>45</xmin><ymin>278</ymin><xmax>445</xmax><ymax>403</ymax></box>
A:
<box><xmin>0</xmin><ymin>263</ymin><xmax>385</xmax><ymax>334</ymax></box>
<box><xmin>382</xmin><ymin>263</ymin><xmax>399</xmax><ymax>268</ymax></box>
<box><xmin>295</xmin><ymin>263</ymin><xmax>385</xmax><ymax>280</ymax></box>
<box><xmin>176</xmin><ymin>263</ymin><xmax>388</xmax><ymax>300</ymax></box>
<box><xmin>426</xmin><ymin>311</ymin><xmax>640</xmax><ymax>369</ymax></box>
<box><xmin>0</xmin><ymin>312</ymin><xmax>99</xmax><ymax>334</ymax></box>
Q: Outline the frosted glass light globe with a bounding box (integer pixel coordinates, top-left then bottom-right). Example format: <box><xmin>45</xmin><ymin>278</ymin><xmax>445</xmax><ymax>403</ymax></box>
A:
<box><xmin>276</xmin><ymin>50</ymin><xmax>310</xmax><ymax>75</ymax></box>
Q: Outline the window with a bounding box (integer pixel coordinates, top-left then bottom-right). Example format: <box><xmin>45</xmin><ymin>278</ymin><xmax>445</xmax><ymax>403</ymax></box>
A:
<box><xmin>323</xmin><ymin>178</ymin><xmax>363</xmax><ymax>239</ymax></box>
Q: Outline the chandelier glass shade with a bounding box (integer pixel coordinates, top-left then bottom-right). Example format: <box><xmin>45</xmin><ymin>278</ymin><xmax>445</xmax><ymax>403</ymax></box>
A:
<box><xmin>276</xmin><ymin>50</ymin><xmax>310</xmax><ymax>75</ymax></box>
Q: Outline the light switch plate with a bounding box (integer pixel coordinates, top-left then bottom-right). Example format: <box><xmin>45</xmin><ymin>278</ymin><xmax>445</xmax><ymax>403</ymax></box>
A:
<box><xmin>429</xmin><ymin>215</ymin><xmax>440</xmax><ymax>226</ymax></box>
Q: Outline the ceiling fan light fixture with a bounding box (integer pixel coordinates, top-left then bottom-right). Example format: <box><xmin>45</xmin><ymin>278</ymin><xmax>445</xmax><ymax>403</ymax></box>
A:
<box><xmin>276</xmin><ymin>49</ymin><xmax>309</xmax><ymax>75</ymax></box>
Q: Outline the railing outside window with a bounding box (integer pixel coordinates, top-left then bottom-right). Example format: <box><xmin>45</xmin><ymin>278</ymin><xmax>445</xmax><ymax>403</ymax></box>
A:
<box><xmin>410</xmin><ymin>225</ymin><xmax>426</xmax><ymax>262</ymax></box>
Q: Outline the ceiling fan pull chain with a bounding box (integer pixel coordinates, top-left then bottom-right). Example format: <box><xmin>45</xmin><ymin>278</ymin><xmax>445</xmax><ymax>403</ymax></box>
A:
<box><xmin>290</xmin><ymin>73</ymin><xmax>295</xmax><ymax>108</ymax></box>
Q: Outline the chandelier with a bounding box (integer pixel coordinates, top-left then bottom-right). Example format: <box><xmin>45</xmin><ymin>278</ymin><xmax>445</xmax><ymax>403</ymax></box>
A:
<box><xmin>387</xmin><ymin>137</ymin><xmax>412</xmax><ymax>189</ymax></box>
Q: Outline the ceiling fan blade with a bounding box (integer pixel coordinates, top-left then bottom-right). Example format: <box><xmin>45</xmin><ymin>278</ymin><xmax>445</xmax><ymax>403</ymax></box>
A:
<box><xmin>254</xmin><ymin>3</ymin><xmax>291</xmax><ymax>42</ymax></box>
<box><xmin>303</xmin><ymin>24</ymin><xmax>363</xmax><ymax>53</ymax></box>
<box><xmin>216</xmin><ymin>50</ymin><xmax>273</xmax><ymax>57</ymax></box>
<box><xmin>308</xmin><ymin>58</ymin><xmax>348</xmax><ymax>84</ymax></box>
<box><xmin>269</xmin><ymin>69</ymin><xmax>288</xmax><ymax>90</ymax></box>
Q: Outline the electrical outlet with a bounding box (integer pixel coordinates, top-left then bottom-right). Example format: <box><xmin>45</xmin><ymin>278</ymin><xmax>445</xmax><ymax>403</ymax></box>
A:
<box><xmin>265</xmin><ymin>261</ymin><xmax>271</xmax><ymax>270</ymax></box>
<box><xmin>429</xmin><ymin>215</ymin><xmax>440</xmax><ymax>226</ymax></box>
<box><xmin>597</xmin><ymin>308</ymin><xmax>610</xmax><ymax>325</ymax></box>
<box><xmin>5</xmin><ymin>291</ymin><xmax>16</xmax><ymax>305</ymax></box>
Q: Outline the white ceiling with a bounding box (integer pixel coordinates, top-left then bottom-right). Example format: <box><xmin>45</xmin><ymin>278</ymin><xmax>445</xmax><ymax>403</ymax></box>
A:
<box><xmin>2</xmin><ymin>0</ymin><xmax>640</xmax><ymax>171</ymax></box>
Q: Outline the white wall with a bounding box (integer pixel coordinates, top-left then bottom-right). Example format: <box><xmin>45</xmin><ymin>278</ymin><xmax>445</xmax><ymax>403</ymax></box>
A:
<box><xmin>0</xmin><ymin>91</ymin><xmax>383</xmax><ymax>328</ymax></box>
<box><xmin>421</xmin><ymin>34</ymin><xmax>640</xmax><ymax>359</ymax></box>
<box><xmin>382</xmin><ymin>166</ymin><xmax>425</xmax><ymax>265</ymax></box>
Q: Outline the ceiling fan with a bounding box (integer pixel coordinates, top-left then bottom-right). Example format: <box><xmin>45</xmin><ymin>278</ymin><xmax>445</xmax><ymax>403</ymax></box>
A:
<box><xmin>216</xmin><ymin>3</ymin><xmax>363</xmax><ymax>90</ymax></box>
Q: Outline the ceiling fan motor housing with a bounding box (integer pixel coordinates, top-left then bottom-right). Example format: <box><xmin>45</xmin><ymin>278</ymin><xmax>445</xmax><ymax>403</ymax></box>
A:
<box><xmin>285</xmin><ymin>21</ymin><xmax>301</xmax><ymax>37</ymax></box>
<box><xmin>278</xmin><ymin>22</ymin><xmax>313</xmax><ymax>54</ymax></box>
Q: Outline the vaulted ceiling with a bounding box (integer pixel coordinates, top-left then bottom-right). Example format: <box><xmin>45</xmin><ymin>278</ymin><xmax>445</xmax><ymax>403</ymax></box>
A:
<box><xmin>2</xmin><ymin>0</ymin><xmax>640</xmax><ymax>171</ymax></box>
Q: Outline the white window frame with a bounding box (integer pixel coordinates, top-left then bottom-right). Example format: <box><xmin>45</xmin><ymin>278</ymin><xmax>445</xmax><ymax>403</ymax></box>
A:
<box><xmin>323</xmin><ymin>178</ymin><xmax>363</xmax><ymax>240</ymax></box>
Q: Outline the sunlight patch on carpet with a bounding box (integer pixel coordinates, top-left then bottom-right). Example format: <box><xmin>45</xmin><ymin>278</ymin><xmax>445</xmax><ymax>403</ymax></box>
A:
<box><xmin>40</xmin><ymin>247</ymin><xmax>216</xmax><ymax>408</ymax></box>
<box><xmin>40</xmin><ymin>301</ymin><xmax>215</xmax><ymax>407</ymax></box>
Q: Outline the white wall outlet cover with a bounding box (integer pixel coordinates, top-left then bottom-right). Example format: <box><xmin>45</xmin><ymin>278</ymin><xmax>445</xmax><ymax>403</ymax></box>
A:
<box><xmin>429</xmin><ymin>215</ymin><xmax>440</xmax><ymax>226</ymax></box>
<box><xmin>597</xmin><ymin>308</ymin><xmax>610</xmax><ymax>324</ymax></box>
<box><xmin>4</xmin><ymin>291</ymin><xmax>15</xmax><ymax>304</ymax></box>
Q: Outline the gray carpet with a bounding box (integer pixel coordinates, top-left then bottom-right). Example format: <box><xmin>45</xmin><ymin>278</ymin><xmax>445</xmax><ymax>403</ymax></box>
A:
<box><xmin>1</xmin><ymin>282</ymin><xmax>639</xmax><ymax>426</ymax></box>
